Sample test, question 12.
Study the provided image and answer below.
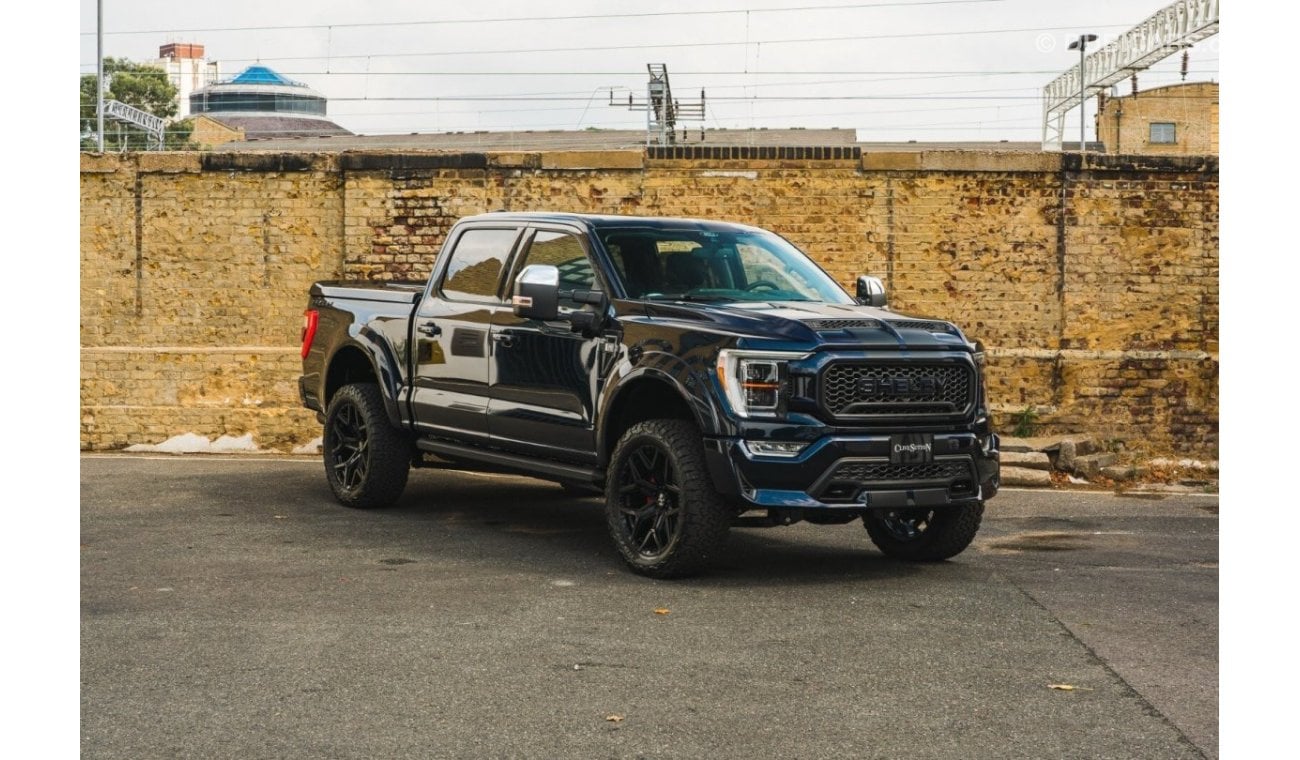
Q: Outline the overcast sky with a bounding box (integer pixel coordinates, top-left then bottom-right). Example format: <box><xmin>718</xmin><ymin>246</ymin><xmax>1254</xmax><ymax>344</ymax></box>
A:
<box><xmin>78</xmin><ymin>0</ymin><xmax>1219</xmax><ymax>142</ymax></box>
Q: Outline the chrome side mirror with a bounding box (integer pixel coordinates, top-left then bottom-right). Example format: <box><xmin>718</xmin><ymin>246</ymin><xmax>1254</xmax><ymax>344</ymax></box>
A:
<box><xmin>856</xmin><ymin>275</ymin><xmax>888</xmax><ymax>308</ymax></box>
<box><xmin>512</xmin><ymin>264</ymin><xmax>560</xmax><ymax>321</ymax></box>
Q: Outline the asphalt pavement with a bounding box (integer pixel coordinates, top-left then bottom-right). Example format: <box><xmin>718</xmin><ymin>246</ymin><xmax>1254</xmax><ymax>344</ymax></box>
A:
<box><xmin>81</xmin><ymin>455</ymin><xmax>1218</xmax><ymax>759</ymax></box>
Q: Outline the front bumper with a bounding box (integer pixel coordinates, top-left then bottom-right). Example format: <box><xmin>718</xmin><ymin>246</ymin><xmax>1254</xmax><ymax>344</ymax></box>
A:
<box><xmin>703</xmin><ymin>432</ymin><xmax>1000</xmax><ymax>509</ymax></box>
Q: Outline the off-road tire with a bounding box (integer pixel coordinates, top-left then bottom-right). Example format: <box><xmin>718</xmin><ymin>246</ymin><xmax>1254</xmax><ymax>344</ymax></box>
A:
<box><xmin>605</xmin><ymin>419</ymin><xmax>730</xmax><ymax>578</ymax></box>
<box><xmin>322</xmin><ymin>383</ymin><xmax>411</xmax><ymax>508</ymax></box>
<box><xmin>863</xmin><ymin>502</ymin><xmax>984</xmax><ymax>561</ymax></box>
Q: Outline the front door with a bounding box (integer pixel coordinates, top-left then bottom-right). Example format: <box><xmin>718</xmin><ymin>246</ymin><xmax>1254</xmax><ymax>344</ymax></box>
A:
<box><xmin>488</xmin><ymin>228</ymin><xmax>614</xmax><ymax>463</ymax></box>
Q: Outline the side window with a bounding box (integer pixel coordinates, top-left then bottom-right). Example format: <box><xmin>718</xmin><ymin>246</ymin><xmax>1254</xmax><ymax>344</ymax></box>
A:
<box><xmin>517</xmin><ymin>231</ymin><xmax>597</xmax><ymax>310</ymax></box>
<box><xmin>1150</xmin><ymin>122</ymin><xmax>1176</xmax><ymax>144</ymax></box>
<box><xmin>440</xmin><ymin>228</ymin><xmax>519</xmax><ymax>302</ymax></box>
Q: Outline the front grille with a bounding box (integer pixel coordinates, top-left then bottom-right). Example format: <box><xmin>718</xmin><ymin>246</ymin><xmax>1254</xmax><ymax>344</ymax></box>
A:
<box><xmin>817</xmin><ymin>458</ymin><xmax>976</xmax><ymax>502</ymax></box>
<box><xmin>820</xmin><ymin>361</ymin><xmax>973</xmax><ymax>417</ymax></box>
<box><xmin>832</xmin><ymin>460</ymin><xmax>972</xmax><ymax>483</ymax></box>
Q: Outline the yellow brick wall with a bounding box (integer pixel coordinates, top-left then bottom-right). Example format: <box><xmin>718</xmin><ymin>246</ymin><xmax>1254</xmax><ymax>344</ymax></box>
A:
<box><xmin>80</xmin><ymin>148</ymin><xmax>1218</xmax><ymax>456</ymax></box>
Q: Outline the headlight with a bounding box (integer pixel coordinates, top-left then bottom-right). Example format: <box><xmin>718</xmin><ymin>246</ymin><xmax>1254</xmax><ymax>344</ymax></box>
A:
<box><xmin>716</xmin><ymin>350</ymin><xmax>806</xmax><ymax>418</ymax></box>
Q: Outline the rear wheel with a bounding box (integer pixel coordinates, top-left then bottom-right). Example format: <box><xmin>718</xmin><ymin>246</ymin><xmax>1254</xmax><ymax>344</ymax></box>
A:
<box><xmin>605</xmin><ymin>419</ymin><xmax>730</xmax><ymax>578</ymax></box>
<box><xmin>863</xmin><ymin>502</ymin><xmax>984</xmax><ymax>561</ymax></box>
<box><xmin>322</xmin><ymin>383</ymin><xmax>410</xmax><ymax>508</ymax></box>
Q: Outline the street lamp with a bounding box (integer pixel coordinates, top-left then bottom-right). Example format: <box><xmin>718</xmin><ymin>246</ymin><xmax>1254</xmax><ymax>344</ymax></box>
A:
<box><xmin>97</xmin><ymin>0</ymin><xmax>104</xmax><ymax>152</ymax></box>
<box><xmin>1067</xmin><ymin>34</ymin><xmax>1098</xmax><ymax>153</ymax></box>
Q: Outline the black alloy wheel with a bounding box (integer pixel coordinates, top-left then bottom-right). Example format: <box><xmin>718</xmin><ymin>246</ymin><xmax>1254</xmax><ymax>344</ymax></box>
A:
<box><xmin>329</xmin><ymin>400</ymin><xmax>370</xmax><ymax>491</ymax></box>
<box><xmin>322</xmin><ymin>383</ymin><xmax>410</xmax><ymax>508</ymax></box>
<box><xmin>876</xmin><ymin>508</ymin><xmax>934</xmax><ymax>542</ymax></box>
<box><xmin>605</xmin><ymin>419</ymin><xmax>730</xmax><ymax>578</ymax></box>
<box><xmin>615</xmin><ymin>442</ymin><xmax>684</xmax><ymax>560</ymax></box>
<box><xmin>863</xmin><ymin>501</ymin><xmax>984</xmax><ymax>561</ymax></box>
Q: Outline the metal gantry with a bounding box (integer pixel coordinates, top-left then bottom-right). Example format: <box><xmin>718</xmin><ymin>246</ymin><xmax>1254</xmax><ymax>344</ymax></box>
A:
<box><xmin>612</xmin><ymin>64</ymin><xmax>706</xmax><ymax>145</ymax></box>
<box><xmin>1041</xmin><ymin>0</ymin><xmax>1220</xmax><ymax>151</ymax></box>
<box><xmin>103</xmin><ymin>100</ymin><xmax>167</xmax><ymax>150</ymax></box>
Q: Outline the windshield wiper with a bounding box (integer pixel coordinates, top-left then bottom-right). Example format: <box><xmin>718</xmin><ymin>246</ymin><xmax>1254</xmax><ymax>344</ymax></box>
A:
<box><xmin>646</xmin><ymin>292</ymin><xmax>740</xmax><ymax>303</ymax></box>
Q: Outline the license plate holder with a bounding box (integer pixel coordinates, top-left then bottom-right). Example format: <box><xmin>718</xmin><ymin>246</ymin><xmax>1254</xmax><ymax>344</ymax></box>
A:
<box><xmin>890</xmin><ymin>433</ymin><xmax>934</xmax><ymax>464</ymax></box>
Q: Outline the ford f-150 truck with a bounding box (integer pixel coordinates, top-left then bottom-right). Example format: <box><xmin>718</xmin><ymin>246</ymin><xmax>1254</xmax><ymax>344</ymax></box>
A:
<box><xmin>300</xmin><ymin>212</ymin><xmax>999</xmax><ymax>577</ymax></box>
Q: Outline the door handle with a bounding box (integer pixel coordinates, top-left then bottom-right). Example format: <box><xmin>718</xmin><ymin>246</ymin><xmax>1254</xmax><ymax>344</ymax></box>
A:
<box><xmin>417</xmin><ymin>322</ymin><xmax>441</xmax><ymax>337</ymax></box>
<box><xmin>491</xmin><ymin>333</ymin><xmax>515</xmax><ymax>349</ymax></box>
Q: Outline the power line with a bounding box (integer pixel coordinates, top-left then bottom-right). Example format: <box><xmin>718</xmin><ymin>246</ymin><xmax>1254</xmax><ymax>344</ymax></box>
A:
<box><xmin>328</xmin><ymin>100</ymin><xmax>1044</xmax><ymax>120</ymax></box>
<box><xmin>74</xmin><ymin>66</ymin><xmax>1219</xmax><ymax>75</ymax></box>
<box><xmin>319</xmin><ymin>93</ymin><xmax>1219</xmax><ymax>102</ymax></box>
<box><xmin>78</xmin><ymin>92</ymin><xmax>1220</xmax><ymax>114</ymax></box>
<box><xmin>78</xmin><ymin>0</ymin><xmax>1005</xmax><ymax>36</ymax></box>
<box><xmin>205</xmin><ymin>24</ymin><xmax>1137</xmax><ymax>64</ymax></box>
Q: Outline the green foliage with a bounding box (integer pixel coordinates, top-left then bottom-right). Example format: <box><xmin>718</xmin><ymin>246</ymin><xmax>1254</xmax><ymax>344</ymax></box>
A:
<box><xmin>80</xmin><ymin>57</ymin><xmax>197</xmax><ymax>151</ymax></box>
<box><xmin>164</xmin><ymin>119</ymin><xmax>196</xmax><ymax>150</ymax></box>
<box><xmin>1011</xmin><ymin>406</ymin><xmax>1038</xmax><ymax>438</ymax></box>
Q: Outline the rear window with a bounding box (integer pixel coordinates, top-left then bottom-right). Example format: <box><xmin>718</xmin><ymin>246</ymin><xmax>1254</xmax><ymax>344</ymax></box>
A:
<box><xmin>440</xmin><ymin>228</ymin><xmax>520</xmax><ymax>302</ymax></box>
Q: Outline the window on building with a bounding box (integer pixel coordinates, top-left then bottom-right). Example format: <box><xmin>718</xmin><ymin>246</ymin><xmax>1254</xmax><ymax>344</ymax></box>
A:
<box><xmin>1150</xmin><ymin>122</ymin><xmax>1177</xmax><ymax>144</ymax></box>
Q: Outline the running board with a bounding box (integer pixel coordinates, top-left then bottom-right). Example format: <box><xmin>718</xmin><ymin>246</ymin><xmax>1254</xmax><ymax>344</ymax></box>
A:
<box><xmin>416</xmin><ymin>439</ymin><xmax>603</xmax><ymax>485</ymax></box>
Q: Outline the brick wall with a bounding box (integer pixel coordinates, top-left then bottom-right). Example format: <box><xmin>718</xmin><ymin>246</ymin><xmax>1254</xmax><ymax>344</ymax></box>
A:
<box><xmin>80</xmin><ymin>148</ymin><xmax>1218</xmax><ymax>457</ymax></box>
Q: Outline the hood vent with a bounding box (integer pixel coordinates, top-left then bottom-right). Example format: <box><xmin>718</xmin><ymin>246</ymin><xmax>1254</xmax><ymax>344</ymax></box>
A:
<box><xmin>807</xmin><ymin>318</ymin><xmax>883</xmax><ymax>331</ymax></box>
<box><xmin>888</xmin><ymin>320</ymin><xmax>956</xmax><ymax>333</ymax></box>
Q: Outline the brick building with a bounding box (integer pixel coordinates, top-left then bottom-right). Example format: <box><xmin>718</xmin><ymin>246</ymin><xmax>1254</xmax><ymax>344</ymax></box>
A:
<box><xmin>1095</xmin><ymin>81</ymin><xmax>1218</xmax><ymax>155</ymax></box>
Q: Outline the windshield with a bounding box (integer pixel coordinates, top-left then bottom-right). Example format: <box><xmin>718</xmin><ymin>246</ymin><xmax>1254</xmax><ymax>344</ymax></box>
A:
<box><xmin>596</xmin><ymin>226</ymin><xmax>854</xmax><ymax>304</ymax></box>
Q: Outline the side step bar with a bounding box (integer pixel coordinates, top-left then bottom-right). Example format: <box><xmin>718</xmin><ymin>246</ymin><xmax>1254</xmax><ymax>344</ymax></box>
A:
<box><xmin>416</xmin><ymin>438</ymin><xmax>603</xmax><ymax>485</ymax></box>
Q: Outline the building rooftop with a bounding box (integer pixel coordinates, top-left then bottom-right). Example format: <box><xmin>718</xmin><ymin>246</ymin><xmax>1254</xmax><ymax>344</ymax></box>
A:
<box><xmin>201</xmin><ymin>115</ymin><xmax>352</xmax><ymax>140</ymax></box>
<box><xmin>218</xmin><ymin>128</ymin><xmax>1055</xmax><ymax>152</ymax></box>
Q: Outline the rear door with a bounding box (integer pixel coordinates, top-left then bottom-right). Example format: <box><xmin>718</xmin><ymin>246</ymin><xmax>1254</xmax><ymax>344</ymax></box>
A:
<box><xmin>409</xmin><ymin>225</ymin><xmax>523</xmax><ymax>443</ymax></box>
<box><xmin>488</xmin><ymin>226</ymin><xmax>613</xmax><ymax>463</ymax></box>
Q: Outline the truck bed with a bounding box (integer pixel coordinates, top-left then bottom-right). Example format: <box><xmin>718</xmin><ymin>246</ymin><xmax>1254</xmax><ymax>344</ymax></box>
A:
<box><xmin>310</xmin><ymin>280</ymin><xmax>425</xmax><ymax>304</ymax></box>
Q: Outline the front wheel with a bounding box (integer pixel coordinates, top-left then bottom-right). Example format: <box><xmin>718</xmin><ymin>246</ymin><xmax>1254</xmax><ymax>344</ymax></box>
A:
<box><xmin>605</xmin><ymin>419</ymin><xmax>730</xmax><ymax>578</ymax></box>
<box><xmin>863</xmin><ymin>502</ymin><xmax>984</xmax><ymax>561</ymax></box>
<box><xmin>322</xmin><ymin>383</ymin><xmax>411</xmax><ymax>508</ymax></box>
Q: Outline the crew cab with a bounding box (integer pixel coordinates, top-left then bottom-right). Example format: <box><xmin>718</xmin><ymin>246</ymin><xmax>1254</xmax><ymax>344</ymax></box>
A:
<box><xmin>300</xmin><ymin>212</ymin><xmax>999</xmax><ymax>577</ymax></box>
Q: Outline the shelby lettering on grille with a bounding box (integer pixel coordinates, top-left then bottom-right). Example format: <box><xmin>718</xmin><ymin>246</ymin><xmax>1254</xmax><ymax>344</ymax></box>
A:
<box><xmin>821</xmin><ymin>362</ymin><xmax>972</xmax><ymax>416</ymax></box>
<box><xmin>860</xmin><ymin>375</ymin><xmax>946</xmax><ymax>396</ymax></box>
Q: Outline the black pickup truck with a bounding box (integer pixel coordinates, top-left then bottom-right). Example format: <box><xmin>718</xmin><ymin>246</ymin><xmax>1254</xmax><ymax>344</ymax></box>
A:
<box><xmin>300</xmin><ymin>212</ymin><xmax>999</xmax><ymax>577</ymax></box>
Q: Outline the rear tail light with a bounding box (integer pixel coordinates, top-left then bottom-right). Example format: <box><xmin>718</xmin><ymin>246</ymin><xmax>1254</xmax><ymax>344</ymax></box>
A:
<box><xmin>301</xmin><ymin>309</ymin><xmax>319</xmax><ymax>359</ymax></box>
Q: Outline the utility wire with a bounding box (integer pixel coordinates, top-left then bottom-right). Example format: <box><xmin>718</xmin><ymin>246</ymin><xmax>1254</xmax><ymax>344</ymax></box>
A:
<box><xmin>320</xmin><ymin>93</ymin><xmax>1220</xmax><ymax>102</ymax></box>
<box><xmin>74</xmin><ymin>66</ymin><xmax>1218</xmax><ymax>76</ymax></box>
<box><xmin>205</xmin><ymin>24</ymin><xmax>1136</xmax><ymax>64</ymax></box>
<box><xmin>79</xmin><ymin>0</ymin><xmax>1005</xmax><ymax>36</ymax></box>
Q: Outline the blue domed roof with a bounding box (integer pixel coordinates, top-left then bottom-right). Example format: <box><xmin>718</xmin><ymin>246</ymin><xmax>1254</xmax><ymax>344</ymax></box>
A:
<box><xmin>229</xmin><ymin>65</ymin><xmax>302</xmax><ymax>87</ymax></box>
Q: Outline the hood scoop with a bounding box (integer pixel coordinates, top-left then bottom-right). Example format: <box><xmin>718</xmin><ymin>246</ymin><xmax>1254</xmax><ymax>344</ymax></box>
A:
<box><xmin>807</xmin><ymin>317</ymin><xmax>956</xmax><ymax>335</ymax></box>
<box><xmin>888</xmin><ymin>320</ymin><xmax>958</xmax><ymax>334</ymax></box>
<box><xmin>807</xmin><ymin>318</ymin><xmax>883</xmax><ymax>331</ymax></box>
